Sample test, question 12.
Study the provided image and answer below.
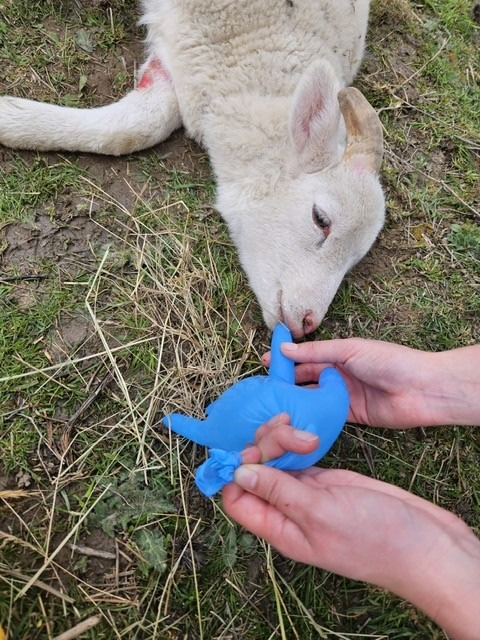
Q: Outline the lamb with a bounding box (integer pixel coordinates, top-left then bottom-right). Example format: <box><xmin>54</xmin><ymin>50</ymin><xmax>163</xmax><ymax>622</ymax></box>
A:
<box><xmin>0</xmin><ymin>0</ymin><xmax>385</xmax><ymax>338</ymax></box>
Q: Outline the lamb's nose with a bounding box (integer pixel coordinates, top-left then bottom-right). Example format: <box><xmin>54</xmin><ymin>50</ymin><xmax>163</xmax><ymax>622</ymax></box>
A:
<box><xmin>302</xmin><ymin>311</ymin><xmax>315</xmax><ymax>335</ymax></box>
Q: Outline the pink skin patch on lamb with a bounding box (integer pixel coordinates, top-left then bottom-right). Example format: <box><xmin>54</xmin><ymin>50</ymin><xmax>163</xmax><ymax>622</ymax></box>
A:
<box><xmin>137</xmin><ymin>57</ymin><xmax>171</xmax><ymax>89</ymax></box>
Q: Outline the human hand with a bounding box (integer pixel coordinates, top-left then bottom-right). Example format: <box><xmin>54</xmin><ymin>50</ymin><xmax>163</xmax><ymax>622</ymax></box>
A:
<box><xmin>223</xmin><ymin>464</ymin><xmax>480</xmax><ymax>638</ymax></box>
<box><xmin>263</xmin><ymin>338</ymin><xmax>480</xmax><ymax>428</ymax></box>
<box><xmin>240</xmin><ymin>413</ymin><xmax>320</xmax><ymax>464</ymax></box>
<box><xmin>192</xmin><ymin>410</ymin><xmax>323</xmax><ymax>497</ymax></box>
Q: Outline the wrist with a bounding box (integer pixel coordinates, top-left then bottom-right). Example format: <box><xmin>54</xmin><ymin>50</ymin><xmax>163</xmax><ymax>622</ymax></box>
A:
<box><xmin>390</xmin><ymin>525</ymin><xmax>480</xmax><ymax>638</ymax></box>
<box><xmin>428</xmin><ymin>347</ymin><xmax>480</xmax><ymax>426</ymax></box>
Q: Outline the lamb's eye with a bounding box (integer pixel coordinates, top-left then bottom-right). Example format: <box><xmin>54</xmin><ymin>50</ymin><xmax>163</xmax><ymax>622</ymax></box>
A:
<box><xmin>312</xmin><ymin>205</ymin><xmax>331</xmax><ymax>232</ymax></box>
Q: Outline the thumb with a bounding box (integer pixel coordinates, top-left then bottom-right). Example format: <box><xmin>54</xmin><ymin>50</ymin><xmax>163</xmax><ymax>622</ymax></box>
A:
<box><xmin>233</xmin><ymin>464</ymin><xmax>310</xmax><ymax>519</ymax></box>
<box><xmin>224</xmin><ymin>465</ymin><xmax>318</xmax><ymax>564</ymax></box>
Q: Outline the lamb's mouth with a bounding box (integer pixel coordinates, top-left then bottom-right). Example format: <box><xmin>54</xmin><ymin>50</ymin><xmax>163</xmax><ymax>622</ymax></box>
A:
<box><xmin>260</xmin><ymin>289</ymin><xmax>314</xmax><ymax>339</ymax></box>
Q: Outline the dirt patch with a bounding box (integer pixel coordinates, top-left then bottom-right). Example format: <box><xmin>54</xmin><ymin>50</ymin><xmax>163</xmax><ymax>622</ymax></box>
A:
<box><xmin>0</xmin><ymin>129</ymin><xmax>204</xmax><ymax>280</ymax></box>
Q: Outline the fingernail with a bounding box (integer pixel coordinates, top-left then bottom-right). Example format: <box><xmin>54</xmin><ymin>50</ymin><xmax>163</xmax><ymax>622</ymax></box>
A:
<box><xmin>281</xmin><ymin>342</ymin><xmax>298</xmax><ymax>352</ymax></box>
<box><xmin>293</xmin><ymin>430</ymin><xmax>319</xmax><ymax>442</ymax></box>
<box><xmin>234</xmin><ymin>465</ymin><xmax>258</xmax><ymax>490</ymax></box>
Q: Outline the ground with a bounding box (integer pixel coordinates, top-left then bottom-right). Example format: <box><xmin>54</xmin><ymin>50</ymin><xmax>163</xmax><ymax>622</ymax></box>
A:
<box><xmin>0</xmin><ymin>1</ymin><xmax>479</xmax><ymax>639</ymax></box>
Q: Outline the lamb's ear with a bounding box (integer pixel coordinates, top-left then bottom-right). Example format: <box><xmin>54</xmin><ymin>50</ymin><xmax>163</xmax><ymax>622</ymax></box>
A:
<box><xmin>289</xmin><ymin>60</ymin><xmax>342</xmax><ymax>173</ymax></box>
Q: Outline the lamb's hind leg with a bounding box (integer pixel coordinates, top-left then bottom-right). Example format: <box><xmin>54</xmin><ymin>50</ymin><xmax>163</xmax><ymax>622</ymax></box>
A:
<box><xmin>0</xmin><ymin>55</ymin><xmax>182</xmax><ymax>155</ymax></box>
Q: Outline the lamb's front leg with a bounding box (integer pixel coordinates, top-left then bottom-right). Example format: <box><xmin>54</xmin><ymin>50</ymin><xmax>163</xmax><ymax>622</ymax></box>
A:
<box><xmin>0</xmin><ymin>55</ymin><xmax>182</xmax><ymax>155</ymax></box>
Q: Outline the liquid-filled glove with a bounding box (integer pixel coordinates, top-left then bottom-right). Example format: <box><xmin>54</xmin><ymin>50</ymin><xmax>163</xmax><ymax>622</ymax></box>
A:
<box><xmin>163</xmin><ymin>324</ymin><xmax>349</xmax><ymax>496</ymax></box>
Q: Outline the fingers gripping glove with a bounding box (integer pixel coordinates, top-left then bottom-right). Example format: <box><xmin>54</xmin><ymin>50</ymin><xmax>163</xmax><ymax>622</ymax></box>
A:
<box><xmin>163</xmin><ymin>324</ymin><xmax>349</xmax><ymax>497</ymax></box>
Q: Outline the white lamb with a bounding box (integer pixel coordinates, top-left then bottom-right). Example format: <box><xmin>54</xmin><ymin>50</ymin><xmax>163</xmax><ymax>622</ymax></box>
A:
<box><xmin>0</xmin><ymin>0</ymin><xmax>385</xmax><ymax>338</ymax></box>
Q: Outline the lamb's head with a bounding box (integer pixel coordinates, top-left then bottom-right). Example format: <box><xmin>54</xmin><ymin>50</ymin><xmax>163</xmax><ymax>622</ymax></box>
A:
<box><xmin>211</xmin><ymin>61</ymin><xmax>385</xmax><ymax>338</ymax></box>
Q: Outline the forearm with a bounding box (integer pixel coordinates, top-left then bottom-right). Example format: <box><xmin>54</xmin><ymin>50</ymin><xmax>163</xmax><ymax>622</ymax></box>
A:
<box><xmin>384</xmin><ymin>526</ymin><xmax>480</xmax><ymax>638</ymax></box>
<box><xmin>426</xmin><ymin>346</ymin><xmax>480</xmax><ymax>427</ymax></box>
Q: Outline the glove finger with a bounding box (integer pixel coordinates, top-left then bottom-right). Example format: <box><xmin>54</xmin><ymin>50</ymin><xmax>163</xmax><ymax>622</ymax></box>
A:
<box><xmin>269</xmin><ymin>323</ymin><xmax>295</xmax><ymax>384</ymax></box>
<box><xmin>205</xmin><ymin>397</ymin><xmax>221</xmax><ymax>416</ymax></box>
<box><xmin>316</xmin><ymin>368</ymin><xmax>350</xmax><ymax>422</ymax></box>
<box><xmin>163</xmin><ymin>413</ymin><xmax>204</xmax><ymax>442</ymax></box>
<box><xmin>317</xmin><ymin>367</ymin><xmax>347</xmax><ymax>391</ymax></box>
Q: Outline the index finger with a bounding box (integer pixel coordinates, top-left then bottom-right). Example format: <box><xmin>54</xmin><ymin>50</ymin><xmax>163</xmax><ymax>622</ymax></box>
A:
<box><xmin>260</xmin><ymin>357</ymin><xmax>330</xmax><ymax>387</ymax></box>
<box><xmin>280</xmin><ymin>338</ymin><xmax>364</xmax><ymax>365</ymax></box>
<box><xmin>254</xmin><ymin>423</ymin><xmax>319</xmax><ymax>463</ymax></box>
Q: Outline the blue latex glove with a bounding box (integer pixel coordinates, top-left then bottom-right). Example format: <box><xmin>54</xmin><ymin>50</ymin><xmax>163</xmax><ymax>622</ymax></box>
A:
<box><xmin>163</xmin><ymin>324</ymin><xmax>349</xmax><ymax>497</ymax></box>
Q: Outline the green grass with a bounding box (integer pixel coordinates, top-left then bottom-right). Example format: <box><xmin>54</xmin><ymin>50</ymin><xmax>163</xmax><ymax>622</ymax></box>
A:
<box><xmin>0</xmin><ymin>157</ymin><xmax>86</xmax><ymax>224</ymax></box>
<box><xmin>0</xmin><ymin>0</ymin><xmax>479</xmax><ymax>638</ymax></box>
